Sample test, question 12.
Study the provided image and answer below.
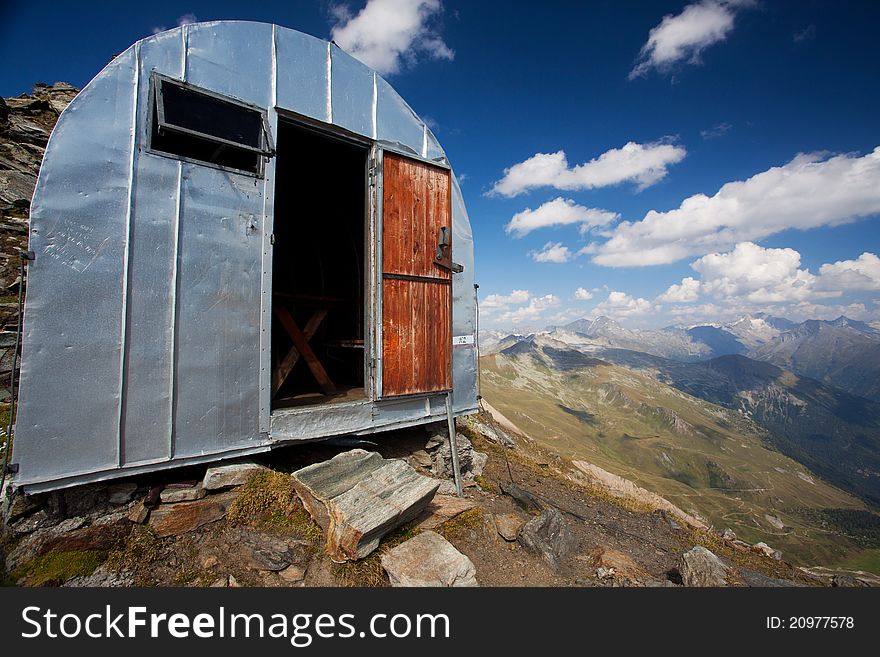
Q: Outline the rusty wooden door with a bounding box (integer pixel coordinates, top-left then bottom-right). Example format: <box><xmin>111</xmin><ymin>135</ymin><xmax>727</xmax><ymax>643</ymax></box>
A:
<box><xmin>380</xmin><ymin>152</ymin><xmax>452</xmax><ymax>397</ymax></box>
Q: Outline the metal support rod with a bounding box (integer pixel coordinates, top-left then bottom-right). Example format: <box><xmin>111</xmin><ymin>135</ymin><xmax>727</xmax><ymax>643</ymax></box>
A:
<box><xmin>445</xmin><ymin>392</ymin><xmax>463</xmax><ymax>497</ymax></box>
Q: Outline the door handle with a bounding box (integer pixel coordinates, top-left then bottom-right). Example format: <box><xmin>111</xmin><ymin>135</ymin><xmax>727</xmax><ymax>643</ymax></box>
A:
<box><xmin>435</xmin><ymin>226</ymin><xmax>463</xmax><ymax>273</ymax></box>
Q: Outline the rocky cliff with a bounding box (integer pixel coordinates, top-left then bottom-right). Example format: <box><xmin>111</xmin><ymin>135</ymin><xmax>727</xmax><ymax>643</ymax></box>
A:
<box><xmin>0</xmin><ymin>82</ymin><xmax>78</xmax><ymax>399</ymax></box>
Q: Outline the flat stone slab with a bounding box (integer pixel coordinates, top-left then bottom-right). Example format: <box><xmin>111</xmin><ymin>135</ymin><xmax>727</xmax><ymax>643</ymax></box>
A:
<box><xmin>415</xmin><ymin>495</ymin><xmax>477</xmax><ymax>530</ymax></box>
<box><xmin>203</xmin><ymin>461</ymin><xmax>269</xmax><ymax>490</ymax></box>
<box><xmin>148</xmin><ymin>491</ymin><xmax>237</xmax><ymax>538</ymax></box>
<box><xmin>160</xmin><ymin>483</ymin><xmax>206</xmax><ymax>503</ymax></box>
<box><xmin>381</xmin><ymin>531</ymin><xmax>478</xmax><ymax>587</ymax></box>
<box><xmin>292</xmin><ymin>449</ymin><xmax>440</xmax><ymax>562</ymax></box>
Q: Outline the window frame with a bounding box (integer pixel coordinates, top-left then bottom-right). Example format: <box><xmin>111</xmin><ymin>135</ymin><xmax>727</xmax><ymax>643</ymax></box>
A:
<box><xmin>147</xmin><ymin>71</ymin><xmax>275</xmax><ymax>177</ymax></box>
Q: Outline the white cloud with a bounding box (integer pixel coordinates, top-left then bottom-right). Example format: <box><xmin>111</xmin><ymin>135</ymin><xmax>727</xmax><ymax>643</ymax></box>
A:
<box><xmin>481</xmin><ymin>289</ymin><xmax>530</xmax><ymax>311</ymax></box>
<box><xmin>491</xmin><ymin>142</ymin><xmax>686</xmax><ymax>197</ymax></box>
<box><xmin>330</xmin><ymin>0</ymin><xmax>453</xmax><ymax>75</ymax></box>
<box><xmin>505</xmin><ymin>197</ymin><xmax>618</xmax><ymax>237</ymax></box>
<box><xmin>498</xmin><ymin>294</ymin><xmax>561</xmax><ymax>324</ymax></box>
<box><xmin>591</xmin><ymin>148</ymin><xmax>880</xmax><ymax>267</ymax></box>
<box><xmin>817</xmin><ymin>253</ymin><xmax>880</xmax><ymax>292</ymax></box>
<box><xmin>530</xmin><ymin>242</ymin><xmax>573</xmax><ymax>264</ymax></box>
<box><xmin>593</xmin><ymin>291</ymin><xmax>654</xmax><ymax>318</ymax></box>
<box><xmin>575</xmin><ymin>287</ymin><xmax>594</xmax><ymax>301</ymax></box>
<box><xmin>691</xmin><ymin>242</ymin><xmax>829</xmax><ymax>304</ymax></box>
<box><xmin>629</xmin><ymin>0</ymin><xmax>751</xmax><ymax>79</ymax></box>
<box><xmin>658</xmin><ymin>276</ymin><xmax>701</xmax><ymax>303</ymax></box>
<box><xmin>152</xmin><ymin>13</ymin><xmax>199</xmax><ymax>34</ymax></box>
<box><xmin>176</xmin><ymin>13</ymin><xmax>198</xmax><ymax>26</ymax></box>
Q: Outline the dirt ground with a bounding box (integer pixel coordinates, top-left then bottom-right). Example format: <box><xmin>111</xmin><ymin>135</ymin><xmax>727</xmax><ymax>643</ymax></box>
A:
<box><xmin>2</xmin><ymin>412</ymin><xmax>826</xmax><ymax>588</ymax></box>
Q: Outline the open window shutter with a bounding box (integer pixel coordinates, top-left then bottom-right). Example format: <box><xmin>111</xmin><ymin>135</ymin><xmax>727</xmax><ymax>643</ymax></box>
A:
<box><xmin>380</xmin><ymin>152</ymin><xmax>453</xmax><ymax>397</ymax></box>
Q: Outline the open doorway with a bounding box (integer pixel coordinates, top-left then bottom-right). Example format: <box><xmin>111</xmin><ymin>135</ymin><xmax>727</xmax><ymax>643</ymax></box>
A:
<box><xmin>271</xmin><ymin>118</ymin><xmax>369</xmax><ymax>409</ymax></box>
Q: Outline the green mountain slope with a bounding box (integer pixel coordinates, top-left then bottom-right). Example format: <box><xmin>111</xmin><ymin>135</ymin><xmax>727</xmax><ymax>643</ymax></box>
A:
<box><xmin>481</xmin><ymin>336</ymin><xmax>877</xmax><ymax>569</ymax></box>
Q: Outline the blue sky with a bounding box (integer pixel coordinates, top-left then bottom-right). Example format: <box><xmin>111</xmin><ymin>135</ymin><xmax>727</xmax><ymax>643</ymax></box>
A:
<box><xmin>2</xmin><ymin>0</ymin><xmax>879</xmax><ymax>330</ymax></box>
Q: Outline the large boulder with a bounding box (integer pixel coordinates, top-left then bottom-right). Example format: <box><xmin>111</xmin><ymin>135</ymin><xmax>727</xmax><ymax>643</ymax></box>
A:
<box><xmin>678</xmin><ymin>546</ymin><xmax>731</xmax><ymax>587</ymax></box>
<box><xmin>292</xmin><ymin>449</ymin><xmax>439</xmax><ymax>562</ymax></box>
<box><xmin>518</xmin><ymin>507</ymin><xmax>576</xmax><ymax>570</ymax></box>
<box><xmin>381</xmin><ymin>531</ymin><xmax>478</xmax><ymax>587</ymax></box>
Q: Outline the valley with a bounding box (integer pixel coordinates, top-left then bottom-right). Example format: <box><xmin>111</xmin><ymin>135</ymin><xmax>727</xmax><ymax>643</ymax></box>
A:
<box><xmin>480</xmin><ymin>333</ymin><xmax>880</xmax><ymax>571</ymax></box>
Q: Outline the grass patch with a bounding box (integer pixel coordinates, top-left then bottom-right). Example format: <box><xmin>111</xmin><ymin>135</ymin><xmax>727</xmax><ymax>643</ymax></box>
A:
<box><xmin>473</xmin><ymin>475</ymin><xmax>498</xmax><ymax>494</ymax></box>
<box><xmin>227</xmin><ymin>470</ymin><xmax>321</xmax><ymax>539</ymax></box>
<box><xmin>833</xmin><ymin>549</ymin><xmax>880</xmax><ymax>575</ymax></box>
<box><xmin>437</xmin><ymin>507</ymin><xmax>485</xmax><ymax>543</ymax></box>
<box><xmin>104</xmin><ymin>526</ymin><xmax>160</xmax><ymax>585</ymax></box>
<box><xmin>332</xmin><ymin>524</ymin><xmax>422</xmax><ymax>587</ymax></box>
<box><xmin>8</xmin><ymin>550</ymin><xmax>107</xmax><ymax>586</ymax></box>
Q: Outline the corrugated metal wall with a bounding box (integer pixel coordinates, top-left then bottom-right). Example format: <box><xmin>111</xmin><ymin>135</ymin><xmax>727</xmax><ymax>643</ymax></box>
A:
<box><xmin>13</xmin><ymin>22</ymin><xmax>478</xmax><ymax>490</ymax></box>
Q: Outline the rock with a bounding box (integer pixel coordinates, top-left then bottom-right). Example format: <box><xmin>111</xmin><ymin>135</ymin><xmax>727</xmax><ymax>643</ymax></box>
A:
<box><xmin>518</xmin><ymin>507</ymin><xmax>576</xmax><ymax>570</ymax></box>
<box><xmin>279</xmin><ymin>564</ymin><xmax>307</xmax><ymax>583</ymax></box>
<box><xmin>407</xmin><ymin>450</ymin><xmax>433</xmax><ymax>470</ymax></box>
<box><xmin>765</xmin><ymin>514</ymin><xmax>785</xmax><ymax>530</ymax></box>
<box><xmin>589</xmin><ymin>547</ymin><xmax>649</xmax><ymax>584</ymax></box>
<box><xmin>678</xmin><ymin>546</ymin><xmax>731</xmax><ymax>587</ymax></box>
<box><xmin>424</xmin><ymin>425</ymin><xmax>487</xmax><ymax>481</ymax></box>
<box><xmin>738</xmin><ymin>569</ymin><xmax>798</xmax><ymax>587</ymax></box>
<box><xmin>3</xmin><ymin>490</ymin><xmax>46</xmax><ymax>523</ymax></box>
<box><xmin>6</xmin><ymin>516</ymin><xmax>129</xmax><ymax>570</ymax></box>
<box><xmin>40</xmin><ymin>518</ymin><xmax>130</xmax><ymax>554</ymax></box>
<box><xmin>127</xmin><ymin>502</ymin><xmax>150</xmax><ymax>524</ymax></box>
<box><xmin>230</xmin><ymin>527</ymin><xmax>309</xmax><ymax>572</ymax></box>
<box><xmin>58</xmin><ymin>484</ymin><xmax>109</xmax><ymax>518</ymax></box>
<box><xmin>721</xmin><ymin>528</ymin><xmax>737</xmax><ymax>541</ymax></box>
<box><xmin>657</xmin><ymin>509</ymin><xmax>681</xmax><ymax>531</ymax></box>
<box><xmin>210</xmin><ymin>576</ymin><xmax>228</xmax><ymax>587</ymax></box>
<box><xmin>65</xmin><ymin>565</ymin><xmax>133</xmax><ymax>588</ymax></box>
<box><xmin>203</xmin><ymin>460</ymin><xmax>269</xmax><ymax>490</ymax></box>
<box><xmin>202</xmin><ymin>555</ymin><xmax>220</xmax><ymax>569</ymax></box>
<box><xmin>148</xmin><ymin>491</ymin><xmax>237</xmax><ymax>538</ymax></box>
<box><xmin>9</xmin><ymin>509</ymin><xmax>52</xmax><ymax>536</ymax></box>
<box><xmin>493</xmin><ymin>513</ymin><xmax>525</xmax><ymax>541</ymax></box>
<box><xmin>160</xmin><ymin>483</ymin><xmax>206</xmax><ymax>503</ymax></box>
<box><xmin>731</xmin><ymin>539</ymin><xmax>751</xmax><ymax>552</ymax></box>
<box><xmin>107</xmin><ymin>482</ymin><xmax>138</xmax><ymax>504</ymax></box>
<box><xmin>461</xmin><ymin>416</ymin><xmax>516</xmax><ymax>449</ymax></box>
<box><xmin>228</xmin><ymin>575</ymin><xmax>241</xmax><ymax>587</ymax></box>
<box><xmin>380</xmin><ymin>531</ymin><xmax>478</xmax><ymax>587</ymax></box>
<box><xmin>292</xmin><ymin>449</ymin><xmax>439</xmax><ymax>562</ymax></box>
<box><xmin>831</xmin><ymin>574</ymin><xmax>868</xmax><ymax>588</ymax></box>
<box><xmin>436</xmin><ymin>480</ymin><xmax>458</xmax><ymax>496</ymax></box>
<box><xmin>415</xmin><ymin>495</ymin><xmax>477</xmax><ymax>531</ymax></box>
<box><xmin>500</xmin><ymin>482</ymin><xmax>544</xmax><ymax>512</ymax></box>
<box><xmin>753</xmin><ymin>542</ymin><xmax>783</xmax><ymax>560</ymax></box>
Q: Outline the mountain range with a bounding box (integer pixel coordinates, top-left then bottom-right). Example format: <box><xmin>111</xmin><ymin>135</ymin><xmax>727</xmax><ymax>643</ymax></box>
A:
<box><xmin>481</xmin><ymin>313</ymin><xmax>880</xmax><ymax>403</ymax></box>
<box><xmin>478</xmin><ymin>313</ymin><xmax>880</xmax><ymax>570</ymax></box>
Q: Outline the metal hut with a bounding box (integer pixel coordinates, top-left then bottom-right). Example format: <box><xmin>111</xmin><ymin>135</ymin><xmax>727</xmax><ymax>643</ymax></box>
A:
<box><xmin>11</xmin><ymin>21</ymin><xmax>478</xmax><ymax>492</ymax></box>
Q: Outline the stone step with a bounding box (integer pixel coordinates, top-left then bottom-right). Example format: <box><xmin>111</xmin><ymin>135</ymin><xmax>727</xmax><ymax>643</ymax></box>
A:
<box><xmin>292</xmin><ymin>449</ymin><xmax>439</xmax><ymax>562</ymax></box>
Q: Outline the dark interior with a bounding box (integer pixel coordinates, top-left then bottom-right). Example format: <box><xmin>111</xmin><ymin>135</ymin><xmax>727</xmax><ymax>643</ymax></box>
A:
<box><xmin>271</xmin><ymin>119</ymin><xmax>368</xmax><ymax>408</ymax></box>
<box><xmin>150</xmin><ymin>78</ymin><xmax>267</xmax><ymax>175</ymax></box>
